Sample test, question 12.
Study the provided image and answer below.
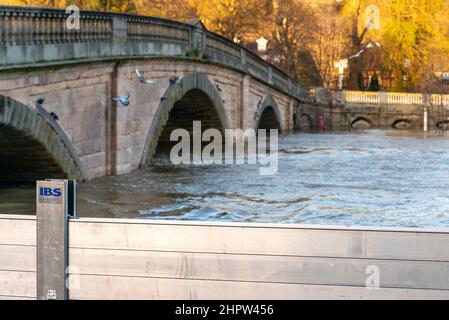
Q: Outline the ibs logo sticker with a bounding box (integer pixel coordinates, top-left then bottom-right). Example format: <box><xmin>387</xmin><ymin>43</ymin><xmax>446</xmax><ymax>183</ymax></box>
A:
<box><xmin>39</xmin><ymin>187</ymin><xmax>63</xmax><ymax>204</ymax></box>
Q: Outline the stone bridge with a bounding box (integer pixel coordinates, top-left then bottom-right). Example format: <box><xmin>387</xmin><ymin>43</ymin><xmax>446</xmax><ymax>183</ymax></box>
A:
<box><xmin>298</xmin><ymin>89</ymin><xmax>449</xmax><ymax>132</ymax></box>
<box><xmin>0</xmin><ymin>6</ymin><xmax>448</xmax><ymax>184</ymax></box>
<box><xmin>0</xmin><ymin>6</ymin><xmax>309</xmax><ymax>184</ymax></box>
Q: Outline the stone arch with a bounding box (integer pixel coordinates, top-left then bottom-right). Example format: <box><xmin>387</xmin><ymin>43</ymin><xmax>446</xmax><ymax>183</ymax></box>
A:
<box><xmin>0</xmin><ymin>95</ymin><xmax>86</xmax><ymax>185</ymax></box>
<box><xmin>254</xmin><ymin>95</ymin><xmax>283</xmax><ymax>131</ymax></box>
<box><xmin>436</xmin><ymin>120</ymin><xmax>449</xmax><ymax>130</ymax></box>
<box><xmin>351</xmin><ymin>116</ymin><xmax>373</xmax><ymax>130</ymax></box>
<box><xmin>392</xmin><ymin>119</ymin><xmax>412</xmax><ymax>130</ymax></box>
<box><xmin>298</xmin><ymin>113</ymin><xmax>313</xmax><ymax>132</ymax></box>
<box><xmin>140</xmin><ymin>73</ymin><xmax>231</xmax><ymax>167</ymax></box>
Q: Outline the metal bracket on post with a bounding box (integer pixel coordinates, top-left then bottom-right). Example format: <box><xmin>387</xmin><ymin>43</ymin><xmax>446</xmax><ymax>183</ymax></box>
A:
<box><xmin>36</xmin><ymin>179</ymin><xmax>76</xmax><ymax>300</ymax></box>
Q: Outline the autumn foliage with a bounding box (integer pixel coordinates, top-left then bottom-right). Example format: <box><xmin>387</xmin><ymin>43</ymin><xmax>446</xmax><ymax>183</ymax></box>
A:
<box><xmin>2</xmin><ymin>0</ymin><xmax>449</xmax><ymax>92</ymax></box>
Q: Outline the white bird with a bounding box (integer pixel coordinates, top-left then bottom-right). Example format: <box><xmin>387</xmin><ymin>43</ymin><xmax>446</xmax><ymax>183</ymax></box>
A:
<box><xmin>113</xmin><ymin>92</ymin><xmax>130</xmax><ymax>107</ymax></box>
<box><xmin>348</xmin><ymin>49</ymin><xmax>365</xmax><ymax>60</ymax></box>
<box><xmin>135</xmin><ymin>69</ymin><xmax>155</xmax><ymax>84</ymax></box>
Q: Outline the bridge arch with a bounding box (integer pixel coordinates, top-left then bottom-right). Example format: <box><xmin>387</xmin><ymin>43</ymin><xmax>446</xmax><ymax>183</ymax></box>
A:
<box><xmin>140</xmin><ymin>73</ymin><xmax>231</xmax><ymax>167</ymax></box>
<box><xmin>298</xmin><ymin>113</ymin><xmax>313</xmax><ymax>132</ymax></box>
<box><xmin>0</xmin><ymin>96</ymin><xmax>86</xmax><ymax>185</ymax></box>
<box><xmin>255</xmin><ymin>95</ymin><xmax>283</xmax><ymax>131</ymax></box>
<box><xmin>351</xmin><ymin>117</ymin><xmax>373</xmax><ymax>130</ymax></box>
<box><xmin>392</xmin><ymin>119</ymin><xmax>412</xmax><ymax>130</ymax></box>
<box><xmin>436</xmin><ymin>120</ymin><xmax>449</xmax><ymax>130</ymax></box>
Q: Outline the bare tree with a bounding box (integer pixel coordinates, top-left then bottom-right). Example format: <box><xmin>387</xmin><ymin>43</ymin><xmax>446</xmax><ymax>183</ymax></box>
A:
<box><xmin>268</xmin><ymin>0</ymin><xmax>314</xmax><ymax>79</ymax></box>
<box><xmin>308</xmin><ymin>1</ymin><xmax>350</xmax><ymax>88</ymax></box>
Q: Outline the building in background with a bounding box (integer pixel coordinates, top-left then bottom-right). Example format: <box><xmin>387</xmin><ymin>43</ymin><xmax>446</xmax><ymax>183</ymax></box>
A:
<box><xmin>345</xmin><ymin>40</ymin><xmax>392</xmax><ymax>91</ymax></box>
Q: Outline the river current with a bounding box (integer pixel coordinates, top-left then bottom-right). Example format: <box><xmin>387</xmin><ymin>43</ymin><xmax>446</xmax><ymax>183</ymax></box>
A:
<box><xmin>2</xmin><ymin>130</ymin><xmax>449</xmax><ymax>228</ymax></box>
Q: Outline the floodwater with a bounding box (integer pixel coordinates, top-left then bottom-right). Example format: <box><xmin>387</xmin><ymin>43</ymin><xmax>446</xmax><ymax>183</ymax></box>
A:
<box><xmin>2</xmin><ymin>130</ymin><xmax>449</xmax><ymax>229</ymax></box>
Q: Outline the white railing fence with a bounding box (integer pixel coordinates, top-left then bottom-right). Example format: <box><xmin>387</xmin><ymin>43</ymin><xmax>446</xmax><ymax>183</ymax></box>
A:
<box><xmin>341</xmin><ymin>91</ymin><xmax>449</xmax><ymax>106</ymax></box>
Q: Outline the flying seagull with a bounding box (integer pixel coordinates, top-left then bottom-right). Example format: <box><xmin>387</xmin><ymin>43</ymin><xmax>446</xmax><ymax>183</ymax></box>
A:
<box><xmin>348</xmin><ymin>49</ymin><xmax>365</xmax><ymax>60</ymax></box>
<box><xmin>113</xmin><ymin>92</ymin><xmax>130</xmax><ymax>107</ymax></box>
<box><xmin>135</xmin><ymin>69</ymin><xmax>155</xmax><ymax>84</ymax></box>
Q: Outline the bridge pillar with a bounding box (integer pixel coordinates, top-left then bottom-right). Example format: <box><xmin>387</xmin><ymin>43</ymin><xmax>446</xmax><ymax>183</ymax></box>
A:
<box><xmin>240</xmin><ymin>49</ymin><xmax>247</xmax><ymax>67</ymax></box>
<box><xmin>112</xmin><ymin>16</ymin><xmax>128</xmax><ymax>56</ymax></box>
<box><xmin>240</xmin><ymin>75</ymin><xmax>251</xmax><ymax>129</ymax></box>
<box><xmin>268</xmin><ymin>67</ymin><xmax>273</xmax><ymax>85</ymax></box>
<box><xmin>287</xmin><ymin>98</ymin><xmax>295</xmax><ymax>131</ymax></box>
<box><xmin>190</xmin><ymin>23</ymin><xmax>206</xmax><ymax>52</ymax></box>
<box><xmin>380</xmin><ymin>92</ymin><xmax>388</xmax><ymax>105</ymax></box>
<box><xmin>423</xmin><ymin>93</ymin><xmax>431</xmax><ymax>107</ymax></box>
<box><xmin>112</xmin><ymin>16</ymin><xmax>128</xmax><ymax>42</ymax></box>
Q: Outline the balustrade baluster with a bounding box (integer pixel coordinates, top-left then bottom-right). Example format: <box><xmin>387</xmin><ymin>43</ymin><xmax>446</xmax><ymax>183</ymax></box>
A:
<box><xmin>83</xmin><ymin>17</ymin><xmax>88</xmax><ymax>42</ymax></box>
<box><xmin>86</xmin><ymin>17</ymin><xmax>91</xmax><ymax>42</ymax></box>
<box><xmin>94</xmin><ymin>19</ymin><xmax>100</xmax><ymax>42</ymax></box>
<box><xmin>34</xmin><ymin>13</ymin><xmax>39</xmax><ymax>44</ymax></box>
<box><xmin>54</xmin><ymin>14</ymin><xmax>59</xmax><ymax>43</ymax></box>
<box><xmin>82</xmin><ymin>16</ymin><xmax>88</xmax><ymax>42</ymax></box>
<box><xmin>11</xmin><ymin>12</ymin><xmax>17</xmax><ymax>45</ymax></box>
<box><xmin>64</xmin><ymin>12</ymin><xmax>71</xmax><ymax>43</ymax></box>
<box><xmin>50</xmin><ymin>14</ymin><xmax>56</xmax><ymax>43</ymax></box>
<box><xmin>23</xmin><ymin>12</ymin><xmax>29</xmax><ymax>45</ymax></box>
<box><xmin>24</xmin><ymin>13</ymin><xmax>31</xmax><ymax>45</ymax></box>
<box><xmin>17</xmin><ymin>12</ymin><xmax>24</xmax><ymax>45</ymax></box>
<box><xmin>97</xmin><ymin>18</ymin><xmax>102</xmax><ymax>41</ymax></box>
<box><xmin>102</xmin><ymin>18</ymin><xmax>108</xmax><ymax>41</ymax></box>
<box><xmin>58</xmin><ymin>14</ymin><xmax>64</xmax><ymax>43</ymax></box>
<box><xmin>90</xmin><ymin>18</ymin><xmax>96</xmax><ymax>42</ymax></box>
<box><xmin>6</xmin><ymin>12</ymin><xmax>12</xmax><ymax>45</ymax></box>
<box><xmin>40</xmin><ymin>13</ymin><xmax>46</xmax><ymax>44</ymax></box>
<box><xmin>86</xmin><ymin>17</ymin><xmax>92</xmax><ymax>42</ymax></box>
<box><xmin>0</xmin><ymin>13</ymin><xmax>4</xmax><ymax>45</ymax></box>
<box><xmin>131</xmin><ymin>20</ymin><xmax>136</xmax><ymax>41</ymax></box>
<box><xmin>41</xmin><ymin>13</ymin><xmax>48</xmax><ymax>44</ymax></box>
<box><xmin>58</xmin><ymin>13</ymin><xmax>64</xmax><ymax>43</ymax></box>
<box><xmin>50</xmin><ymin>13</ymin><xmax>55</xmax><ymax>43</ymax></box>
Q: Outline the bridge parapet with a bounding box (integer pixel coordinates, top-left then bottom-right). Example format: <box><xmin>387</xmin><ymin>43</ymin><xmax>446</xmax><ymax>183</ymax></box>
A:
<box><xmin>336</xmin><ymin>90</ymin><xmax>449</xmax><ymax>107</ymax></box>
<box><xmin>0</xmin><ymin>6</ymin><xmax>308</xmax><ymax>100</ymax></box>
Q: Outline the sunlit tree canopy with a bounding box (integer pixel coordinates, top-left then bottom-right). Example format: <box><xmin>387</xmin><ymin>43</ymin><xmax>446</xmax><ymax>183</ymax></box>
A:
<box><xmin>2</xmin><ymin>0</ymin><xmax>449</xmax><ymax>91</ymax></box>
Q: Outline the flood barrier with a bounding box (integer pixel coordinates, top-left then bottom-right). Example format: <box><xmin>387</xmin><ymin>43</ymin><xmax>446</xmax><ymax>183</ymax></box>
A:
<box><xmin>2</xmin><ymin>214</ymin><xmax>449</xmax><ymax>299</ymax></box>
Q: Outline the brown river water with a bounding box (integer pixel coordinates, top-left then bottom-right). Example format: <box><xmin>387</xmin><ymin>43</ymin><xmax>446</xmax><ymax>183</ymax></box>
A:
<box><xmin>2</xmin><ymin>130</ymin><xmax>449</xmax><ymax>228</ymax></box>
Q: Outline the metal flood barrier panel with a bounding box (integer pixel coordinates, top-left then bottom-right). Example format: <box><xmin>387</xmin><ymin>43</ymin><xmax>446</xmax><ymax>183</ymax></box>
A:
<box><xmin>2</xmin><ymin>214</ymin><xmax>449</xmax><ymax>299</ymax></box>
<box><xmin>0</xmin><ymin>214</ymin><xmax>36</xmax><ymax>300</ymax></box>
<box><xmin>66</xmin><ymin>219</ymin><xmax>449</xmax><ymax>299</ymax></box>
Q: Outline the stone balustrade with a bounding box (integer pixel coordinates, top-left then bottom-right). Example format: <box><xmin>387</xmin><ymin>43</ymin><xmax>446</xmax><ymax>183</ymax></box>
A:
<box><xmin>0</xmin><ymin>6</ymin><xmax>113</xmax><ymax>44</ymax></box>
<box><xmin>339</xmin><ymin>90</ymin><xmax>449</xmax><ymax>106</ymax></box>
<box><xmin>2</xmin><ymin>6</ymin><xmax>447</xmax><ymax>108</ymax></box>
<box><xmin>0</xmin><ymin>6</ymin><xmax>307</xmax><ymax>100</ymax></box>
